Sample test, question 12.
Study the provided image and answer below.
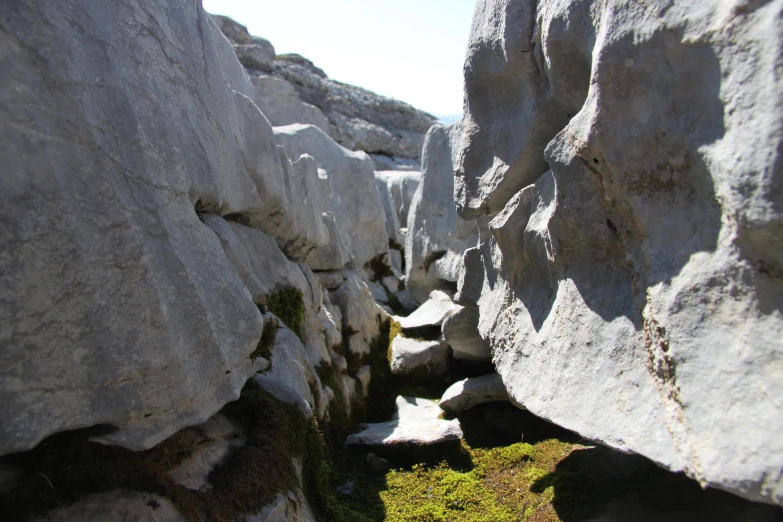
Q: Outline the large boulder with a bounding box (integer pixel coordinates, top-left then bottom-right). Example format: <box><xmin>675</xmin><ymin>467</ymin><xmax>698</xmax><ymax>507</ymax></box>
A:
<box><xmin>274</xmin><ymin>124</ymin><xmax>390</xmax><ymax>270</ymax></box>
<box><xmin>457</xmin><ymin>0</ymin><xmax>783</xmax><ymax>505</ymax></box>
<box><xmin>406</xmin><ymin>122</ymin><xmax>480</xmax><ymax>303</ymax></box>
<box><xmin>0</xmin><ymin>0</ymin><xmax>289</xmax><ymax>455</ymax></box>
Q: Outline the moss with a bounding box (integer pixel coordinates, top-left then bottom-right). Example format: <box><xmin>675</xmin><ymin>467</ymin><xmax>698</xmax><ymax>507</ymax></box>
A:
<box><xmin>341</xmin><ymin>439</ymin><xmax>607</xmax><ymax>522</ymax></box>
<box><xmin>266</xmin><ymin>288</ymin><xmax>305</xmax><ymax>340</ymax></box>
<box><xmin>422</xmin><ymin>250</ymin><xmax>446</xmax><ymax>273</ymax></box>
<box><xmin>363</xmin><ymin>253</ymin><xmax>394</xmax><ymax>282</ymax></box>
<box><xmin>389</xmin><ymin>238</ymin><xmax>403</xmax><ymax>251</ymax></box>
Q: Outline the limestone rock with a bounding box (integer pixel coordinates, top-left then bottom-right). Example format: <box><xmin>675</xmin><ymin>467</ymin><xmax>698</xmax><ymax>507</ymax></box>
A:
<box><xmin>346</xmin><ymin>396</ymin><xmax>462</xmax><ymax>447</ymax></box>
<box><xmin>375</xmin><ymin>175</ymin><xmax>402</xmax><ymax>246</ymax></box>
<box><xmin>32</xmin><ymin>490</ymin><xmax>184</xmax><ymax>522</ymax></box>
<box><xmin>406</xmin><ymin>122</ymin><xmax>480</xmax><ymax>303</ymax></box>
<box><xmin>0</xmin><ymin>0</ymin><xmax>284</xmax><ymax>455</ymax></box>
<box><xmin>439</xmin><ymin>374</ymin><xmax>509</xmax><ymax>416</ymax></box>
<box><xmin>271</xmin><ymin>61</ymin><xmax>435</xmax><ymax>159</ymax></box>
<box><xmin>442</xmin><ymin>307</ymin><xmax>491</xmax><ymax>361</ymax></box>
<box><xmin>203</xmin><ymin>216</ymin><xmax>337</xmax><ymax>367</ymax></box>
<box><xmin>389</xmin><ymin>337</ymin><xmax>450</xmax><ymax>377</ymax></box>
<box><xmin>394</xmin><ymin>290</ymin><xmax>461</xmax><ymax>330</ymax></box>
<box><xmin>375</xmin><ymin>170</ymin><xmax>422</xmax><ymax>232</ymax></box>
<box><xmin>458</xmin><ymin>0</ymin><xmax>783</xmax><ymax>505</ymax></box>
<box><xmin>168</xmin><ymin>414</ymin><xmax>246</xmax><ymax>491</ymax></box>
<box><xmin>234</xmin><ymin>40</ymin><xmax>276</xmax><ymax>72</ymax></box>
<box><xmin>274</xmin><ymin>124</ymin><xmax>390</xmax><ymax>269</ymax></box>
<box><xmin>252</xmin><ymin>75</ymin><xmax>332</xmax><ymax>133</ymax></box>
<box><xmin>329</xmin><ymin>270</ymin><xmax>383</xmax><ymax>358</ymax></box>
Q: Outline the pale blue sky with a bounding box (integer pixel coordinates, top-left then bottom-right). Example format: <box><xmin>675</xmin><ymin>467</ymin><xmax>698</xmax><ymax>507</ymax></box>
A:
<box><xmin>201</xmin><ymin>0</ymin><xmax>476</xmax><ymax>116</ymax></box>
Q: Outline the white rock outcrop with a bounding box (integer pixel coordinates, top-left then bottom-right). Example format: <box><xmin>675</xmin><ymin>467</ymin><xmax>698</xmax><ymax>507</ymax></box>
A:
<box><xmin>406</xmin><ymin>121</ymin><xmax>480</xmax><ymax>303</ymax></box>
<box><xmin>274</xmin><ymin>124</ymin><xmax>390</xmax><ymax>270</ymax></box>
<box><xmin>0</xmin><ymin>0</ymin><xmax>279</xmax><ymax>455</ymax></box>
<box><xmin>389</xmin><ymin>337</ymin><xmax>451</xmax><ymax>377</ymax></box>
<box><xmin>439</xmin><ymin>374</ymin><xmax>510</xmax><ymax>416</ymax></box>
<box><xmin>345</xmin><ymin>396</ymin><xmax>462</xmax><ymax>448</ymax></box>
<box><xmin>456</xmin><ymin>0</ymin><xmax>783</xmax><ymax>505</ymax></box>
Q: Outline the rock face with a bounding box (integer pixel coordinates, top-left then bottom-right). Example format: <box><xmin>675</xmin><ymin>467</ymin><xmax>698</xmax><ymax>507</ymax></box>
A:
<box><xmin>406</xmin><ymin>121</ymin><xmax>481</xmax><ymax>303</ymax></box>
<box><xmin>345</xmin><ymin>396</ymin><xmax>462</xmax><ymax>448</ymax></box>
<box><xmin>274</xmin><ymin>124</ymin><xmax>390</xmax><ymax>270</ymax></box>
<box><xmin>0</xmin><ymin>0</ymin><xmax>278</xmax><ymax>455</ymax></box>
<box><xmin>212</xmin><ymin>15</ymin><xmax>435</xmax><ymax>161</ymax></box>
<box><xmin>457</xmin><ymin>0</ymin><xmax>783</xmax><ymax>505</ymax></box>
<box><xmin>389</xmin><ymin>337</ymin><xmax>451</xmax><ymax>377</ymax></box>
<box><xmin>439</xmin><ymin>374</ymin><xmax>509</xmax><ymax>416</ymax></box>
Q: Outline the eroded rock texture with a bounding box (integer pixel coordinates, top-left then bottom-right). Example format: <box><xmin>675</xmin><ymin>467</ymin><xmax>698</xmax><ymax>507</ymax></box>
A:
<box><xmin>406</xmin><ymin>121</ymin><xmax>482</xmax><ymax>303</ymax></box>
<box><xmin>0</xmin><ymin>0</ymin><xmax>278</xmax><ymax>455</ymax></box>
<box><xmin>457</xmin><ymin>0</ymin><xmax>783</xmax><ymax>505</ymax></box>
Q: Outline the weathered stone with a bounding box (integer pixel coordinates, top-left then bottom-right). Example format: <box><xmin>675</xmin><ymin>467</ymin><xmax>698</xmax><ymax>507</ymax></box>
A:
<box><xmin>375</xmin><ymin>175</ymin><xmax>402</xmax><ymax>246</ymax></box>
<box><xmin>458</xmin><ymin>0</ymin><xmax>783</xmax><ymax>505</ymax></box>
<box><xmin>0</xmin><ymin>0</ymin><xmax>284</xmax><ymax>455</ymax></box>
<box><xmin>315</xmin><ymin>271</ymin><xmax>346</xmax><ymax>290</ymax></box>
<box><xmin>439</xmin><ymin>374</ymin><xmax>509</xmax><ymax>416</ymax></box>
<box><xmin>346</xmin><ymin>396</ymin><xmax>462</xmax><ymax>448</ymax></box>
<box><xmin>375</xmin><ymin>170</ymin><xmax>422</xmax><ymax>231</ymax></box>
<box><xmin>442</xmin><ymin>307</ymin><xmax>491</xmax><ymax>361</ymax></box>
<box><xmin>168</xmin><ymin>414</ymin><xmax>246</xmax><ymax>491</ymax></box>
<box><xmin>252</xmin><ymin>75</ymin><xmax>332</xmax><ymax>133</ymax></box>
<box><xmin>406</xmin><ymin>122</ymin><xmax>479</xmax><ymax>303</ymax></box>
<box><xmin>271</xmin><ymin>61</ymin><xmax>435</xmax><ymax>159</ymax></box>
<box><xmin>330</xmin><ymin>270</ymin><xmax>383</xmax><ymax>358</ymax></box>
<box><xmin>394</xmin><ymin>290</ymin><xmax>461</xmax><ymax>330</ymax></box>
<box><xmin>390</xmin><ymin>337</ymin><xmax>451</xmax><ymax>377</ymax></box>
<box><xmin>203</xmin><ymin>216</ymin><xmax>336</xmax><ymax>367</ymax></box>
<box><xmin>274</xmin><ymin>124</ymin><xmax>390</xmax><ymax>269</ymax></box>
<box><xmin>234</xmin><ymin>41</ymin><xmax>276</xmax><ymax>72</ymax></box>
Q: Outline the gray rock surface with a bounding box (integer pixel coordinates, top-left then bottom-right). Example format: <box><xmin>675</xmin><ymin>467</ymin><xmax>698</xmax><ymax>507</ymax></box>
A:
<box><xmin>346</xmin><ymin>396</ymin><xmax>462</xmax><ymax>447</ymax></box>
<box><xmin>394</xmin><ymin>290</ymin><xmax>461</xmax><ymax>330</ymax></box>
<box><xmin>389</xmin><ymin>337</ymin><xmax>451</xmax><ymax>377</ymax></box>
<box><xmin>442</xmin><ymin>307</ymin><xmax>491</xmax><ymax>361</ymax></box>
<box><xmin>0</xmin><ymin>0</ymin><xmax>282</xmax><ymax>456</ymax></box>
<box><xmin>375</xmin><ymin>170</ymin><xmax>422</xmax><ymax>233</ymax></box>
<box><xmin>439</xmin><ymin>374</ymin><xmax>509</xmax><ymax>416</ymax></box>
<box><xmin>274</xmin><ymin>124</ymin><xmax>390</xmax><ymax>270</ymax></box>
<box><xmin>252</xmin><ymin>75</ymin><xmax>332</xmax><ymax>133</ymax></box>
<box><xmin>329</xmin><ymin>270</ymin><xmax>384</xmax><ymax>358</ymax></box>
<box><xmin>168</xmin><ymin>414</ymin><xmax>246</xmax><ymax>491</ymax></box>
<box><xmin>457</xmin><ymin>0</ymin><xmax>783</xmax><ymax>505</ymax></box>
<box><xmin>406</xmin><ymin>122</ymin><xmax>480</xmax><ymax>303</ymax></box>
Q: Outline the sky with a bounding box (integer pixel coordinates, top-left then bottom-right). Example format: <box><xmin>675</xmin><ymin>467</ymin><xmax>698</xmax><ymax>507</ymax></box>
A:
<box><xmin>201</xmin><ymin>0</ymin><xmax>476</xmax><ymax>117</ymax></box>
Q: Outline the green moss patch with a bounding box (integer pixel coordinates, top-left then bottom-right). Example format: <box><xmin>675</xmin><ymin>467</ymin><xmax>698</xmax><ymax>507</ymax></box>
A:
<box><xmin>337</xmin><ymin>438</ymin><xmax>608</xmax><ymax>522</ymax></box>
<box><xmin>266</xmin><ymin>288</ymin><xmax>304</xmax><ymax>339</ymax></box>
<box><xmin>364</xmin><ymin>254</ymin><xmax>394</xmax><ymax>282</ymax></box>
